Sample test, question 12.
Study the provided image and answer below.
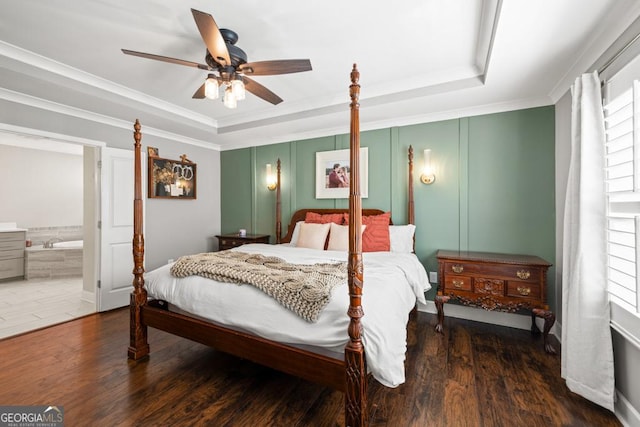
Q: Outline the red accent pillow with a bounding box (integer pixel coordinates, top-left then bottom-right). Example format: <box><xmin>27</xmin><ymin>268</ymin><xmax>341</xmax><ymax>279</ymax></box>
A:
<box><xmin>343</xmin><ymin>212</ymin><xmax>391</xmax><ymax>252</ymax></box>
<box><xmin>305</xmin><ymin>212</ymin><xmax>344</xmax><ymax>224</ymax></box>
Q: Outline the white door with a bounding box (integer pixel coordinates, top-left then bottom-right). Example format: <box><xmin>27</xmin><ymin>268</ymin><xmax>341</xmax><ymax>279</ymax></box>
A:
<box><xmin>98</xmin><ymin>147</ymin><xmax>139</xmax><ymax>311</ymax></box>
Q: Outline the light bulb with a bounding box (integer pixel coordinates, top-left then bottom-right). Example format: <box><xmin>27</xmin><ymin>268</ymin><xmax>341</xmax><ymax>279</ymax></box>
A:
<box><xmin>204</xmin><ymin>76</ymin><xmax>219</xmax><ymax>100</ymax></box>
<box><xmin>231</xmin><ymin>79</ymin><xmax>246</xmax><ymax>100</ymax></box>
<box><xmin>223</xmin><ymin>86</ymin><xmax>237</xmax><ymax>109</ymax></box>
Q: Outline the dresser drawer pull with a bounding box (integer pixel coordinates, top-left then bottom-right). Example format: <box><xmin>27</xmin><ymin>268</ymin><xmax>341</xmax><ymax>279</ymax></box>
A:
<box><xmin>452</xmin><ymin>279</ymin><xmax>464</xmax><ymax>288</ymax></box>
<box><xmin>517</xmin><ymin>286</ymin><xmax>531</xmax><ymax>296</ymax></box>
<box><xmin>516</xmin><ymin>270</ymin><xmax>530</xmax><ymax>280</ymax></box>
<box><xmin>452</xmin><ymin>264</ymin><xmax>464</xmax><ymax>273</ymax></box>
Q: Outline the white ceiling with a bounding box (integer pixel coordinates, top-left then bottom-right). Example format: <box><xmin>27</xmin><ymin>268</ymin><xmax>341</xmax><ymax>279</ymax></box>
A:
<box><xmin>1</xmin><ymin>0</ymin><xmax>640</xmax><ymax>150</ymax></box>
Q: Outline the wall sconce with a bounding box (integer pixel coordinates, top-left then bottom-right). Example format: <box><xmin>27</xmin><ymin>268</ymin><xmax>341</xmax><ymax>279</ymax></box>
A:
<box><xmin>266</xmin><ymin>163</ymin><xmax>277</xmax><ymax>191</ymax></box>
<box><xmin>420</xmin><ymin>149</ymin><xmax>436</xmax><ymax>184</ymax></box>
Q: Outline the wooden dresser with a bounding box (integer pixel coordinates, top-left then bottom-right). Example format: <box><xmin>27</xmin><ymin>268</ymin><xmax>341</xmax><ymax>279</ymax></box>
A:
<box><xmin>436</xmin><ymin>250</ymin><xmax>555</xmax><ymax>353</ymax></box>
<box><xmin>0</xmin><ymin>230</ymin><xmax>26</xmax><ymax>281</ymax></box>
<box><xmin>215</xmin><ymin>233</ymin><xmax>270</xmax><ymax>251</ymax></box>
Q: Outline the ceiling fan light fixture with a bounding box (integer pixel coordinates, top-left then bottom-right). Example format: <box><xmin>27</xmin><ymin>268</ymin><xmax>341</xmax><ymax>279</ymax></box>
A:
<box><xmin>231</xmin><ymin>79</ymin><xmax>246</xmax><ymax>100</ymax></box>
<box><xmin>204</xmin><ymin>75</ymin><xmax>219</xmax><ymax>99</ymax></box>
<box><xmin>223</xmin><ymin>86</ymin><xmax>237</xmax><ymax>109</ymax></box>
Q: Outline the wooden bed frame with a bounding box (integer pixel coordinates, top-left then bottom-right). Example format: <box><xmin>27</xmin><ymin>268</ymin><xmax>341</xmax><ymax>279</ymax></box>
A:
<box><xmin>128</xmin><ymin>65</ymin><xmax>416</xmax><ymax>426</ymax></box>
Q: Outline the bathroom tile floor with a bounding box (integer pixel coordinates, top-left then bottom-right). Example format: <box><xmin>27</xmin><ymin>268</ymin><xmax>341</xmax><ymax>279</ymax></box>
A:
<box><xmin>0</xmin><ymin>277</ymin><xmax>95</xmax><ymax>340</ymax></box>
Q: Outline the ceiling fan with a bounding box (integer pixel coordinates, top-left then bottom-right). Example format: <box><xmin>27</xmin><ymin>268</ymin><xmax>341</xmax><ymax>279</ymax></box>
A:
<box><xmin>122</xmin><ymin>8</ymin><xmax>312</xmax><ymax>108</ymax></box>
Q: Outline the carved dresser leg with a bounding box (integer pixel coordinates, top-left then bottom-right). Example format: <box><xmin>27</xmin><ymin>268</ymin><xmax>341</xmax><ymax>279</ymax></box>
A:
<box><xmin>434</xmin><ymin>295</ymin><xmax>450</xmax><ymax>333</ymax></box>
<box><xmin>532</xmin><ymin>308</ymin><xmax>556</xmax><ymax>355</ymax></box>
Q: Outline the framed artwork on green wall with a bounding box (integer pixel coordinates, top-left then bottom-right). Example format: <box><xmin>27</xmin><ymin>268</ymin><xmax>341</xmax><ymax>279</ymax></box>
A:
<box><xmin>315</xmin><ymin>148</ymin><xmax>368</xmax><ymax>199</ymax></box>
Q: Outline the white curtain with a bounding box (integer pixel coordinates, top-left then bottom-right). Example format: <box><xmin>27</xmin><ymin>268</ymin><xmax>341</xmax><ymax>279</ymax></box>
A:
<box><xmin>562</xmin><ymin>71</ymin><xmax>615</xmax><ymax>411</ymax></box>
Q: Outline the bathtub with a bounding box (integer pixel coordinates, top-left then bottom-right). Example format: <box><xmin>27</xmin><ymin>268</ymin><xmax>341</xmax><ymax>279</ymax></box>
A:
<box><xmin>25</xmin><ymin>240</ymin><xmax>83</xmax><ymax>279</ymax></box>
<box><xmin>52</xmin><ymin>240</ymin><xmax>83</xmax><ymax>249</ymax></box>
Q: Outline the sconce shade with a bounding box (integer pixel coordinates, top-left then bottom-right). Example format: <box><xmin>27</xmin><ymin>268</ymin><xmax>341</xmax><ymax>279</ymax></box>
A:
<box><xmin>267</xmin><ymin>163</ymin><xmax>277</xmax><ymax>190</ymax></box>
<box><xmin>421</xmin><ymin>149</ymin><xmax>436</xmax><ymax>184</ymax></box>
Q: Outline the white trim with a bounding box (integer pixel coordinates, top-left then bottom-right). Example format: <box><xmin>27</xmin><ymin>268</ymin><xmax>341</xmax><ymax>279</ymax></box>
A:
<box><xmin>81</xmin><ymin>289</ymin><xmax>96</xmax><ymax>305</ymax></box>
<box><xmin>0</xmin><ymin>89</ymin><xmax>220</xmax><ymax>151</ymax></box>
<box><xmin>0</xmin><ymin>123</ymin><xmax>106</xmax><ymax>148</ymax></box>
<box><xmin>615</xmin><ymin>389</ymin><xmax>640</xmax><ymax>427</ymax></box>
<box><xmin>0</xmin><ymin>40</ymin><xmax>217</xmax><ymax>128</ymax></box>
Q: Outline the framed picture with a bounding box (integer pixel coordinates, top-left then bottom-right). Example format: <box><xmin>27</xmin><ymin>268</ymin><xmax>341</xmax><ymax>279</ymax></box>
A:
<box><xmin>148</xmin><ymin>157</ymin><xmax>197</xmax><ymax>199</ymax></box>
<box><xmin>147</xmin><ymin>146</ymin><xmax>159</xmax><ymax>157</ymax></box>
<box><xmin>315</xmin><ymin>147</ymin><xmax>368</xmax><ymax>199</ymax></box>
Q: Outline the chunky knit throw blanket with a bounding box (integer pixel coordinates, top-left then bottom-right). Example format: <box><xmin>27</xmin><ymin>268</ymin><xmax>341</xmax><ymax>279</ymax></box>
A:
<box><xmin>170</xmin><ymin>251</ymin><xmax>347</xmax><ymax>322</ymax></box>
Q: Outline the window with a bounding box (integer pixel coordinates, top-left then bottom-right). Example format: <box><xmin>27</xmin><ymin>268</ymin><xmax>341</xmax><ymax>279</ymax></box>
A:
<box><xmin>604</xmin><ymin>80</ymin><xmax>640</xmax><ymax>316</ymax></box>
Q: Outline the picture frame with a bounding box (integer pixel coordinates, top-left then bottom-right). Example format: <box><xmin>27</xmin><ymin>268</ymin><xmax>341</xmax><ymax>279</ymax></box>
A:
<box><xmin>315</xmin><ymin>147</ymin><xmax>368</xmax><ymax>199</ymax></box>
<box><xmin>148</xmin><ymin>156</ymin><xmax>197</xmax><ymax>199</ymax></box>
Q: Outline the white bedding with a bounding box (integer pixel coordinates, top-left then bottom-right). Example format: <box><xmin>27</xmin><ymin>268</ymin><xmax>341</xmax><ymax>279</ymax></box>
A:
<box><xmin>144</xmin><ymin>243</ymin><xmax>430</xmax><ymax>387</ymax></box>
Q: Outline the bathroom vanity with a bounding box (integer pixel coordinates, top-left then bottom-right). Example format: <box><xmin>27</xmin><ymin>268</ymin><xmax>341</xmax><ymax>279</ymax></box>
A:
<box><xmin>0</xmin><ymin>223</ymin><xmax>26</xmax><ymax>281</ymax></box>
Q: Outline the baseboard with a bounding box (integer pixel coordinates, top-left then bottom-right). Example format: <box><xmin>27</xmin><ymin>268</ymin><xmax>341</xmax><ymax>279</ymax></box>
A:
<box><xmin>418</xmin><ymin>300</ymin><xmax>558</xmax><ymax>337</ymax></box>
<box><xmin>81</xmin><ymin>289</ymin><xmax>95</xmax><ymax>304</ymax></box>
<box><xmin>616</xmin><ymin>389</ymin><xmax>640</xmax><ymax>427</ymax></box>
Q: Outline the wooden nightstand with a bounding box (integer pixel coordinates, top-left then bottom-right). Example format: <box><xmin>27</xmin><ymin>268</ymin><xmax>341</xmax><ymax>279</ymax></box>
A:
<box><xmin>215</xmin><ymin>233</ymin><xmax>270</xmax><ymax>251</ymax></box>
<box><xmin>435</xmin><ymin>250</ymin><xmax>555</xmax><ymax>354</ymax></box>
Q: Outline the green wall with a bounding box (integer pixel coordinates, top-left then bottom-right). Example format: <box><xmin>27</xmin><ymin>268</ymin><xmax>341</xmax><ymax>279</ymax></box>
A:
<box><xmin>220</xmin><ymin>106</ymin><xmax>556</xmax><ymax>308</ymax></box>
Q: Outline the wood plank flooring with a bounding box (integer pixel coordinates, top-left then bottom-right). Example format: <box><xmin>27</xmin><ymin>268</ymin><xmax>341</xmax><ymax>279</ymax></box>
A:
<box><xmin>0</xmin><ymin>309</ymin><xmax>620</xmax><ymax>426</ymax></box>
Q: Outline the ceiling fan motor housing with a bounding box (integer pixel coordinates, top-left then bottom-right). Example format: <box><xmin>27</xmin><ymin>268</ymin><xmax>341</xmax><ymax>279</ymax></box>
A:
<box><xmin>206</xmin><ymin>28</ymin><xmax>247</xmax><ymax>71</ymax></box>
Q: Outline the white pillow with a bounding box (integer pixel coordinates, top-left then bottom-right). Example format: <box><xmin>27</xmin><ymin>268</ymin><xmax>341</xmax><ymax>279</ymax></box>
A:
<box><xmin>389</xmin><ymin>224</ymin><xmax>416</xmax><ymax>253</ymax></box>
<box><xmin>296</xmin><ymin>222</ymin><xmax>331</xmax><ymax>250</ymax></box>
<box><xmin>288</xmin><ymin>221</ymin><xmax>304</xmax><ymax>246</ymax></box>
<box><xmin>326</xmin><ymin>223</ymin><xmax>366</xmax><ymax>251</ymax></box>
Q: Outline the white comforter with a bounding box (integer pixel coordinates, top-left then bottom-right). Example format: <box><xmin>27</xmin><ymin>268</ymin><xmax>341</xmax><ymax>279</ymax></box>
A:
<box><xmin>144</xmin><ymin>244</ymin><xmax>430</xmax><ymax>387</ymax></box>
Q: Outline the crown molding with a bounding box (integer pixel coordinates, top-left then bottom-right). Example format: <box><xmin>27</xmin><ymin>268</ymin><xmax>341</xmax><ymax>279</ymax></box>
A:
<box><xmin>0</xmin><ymin>88</ymin><xmax>220</xmax><ymax>150</ymax></box>
<box><xmin>0</xmin><ymin>40</ymin><xmax>218</xmax><ymax>128</ymax></box>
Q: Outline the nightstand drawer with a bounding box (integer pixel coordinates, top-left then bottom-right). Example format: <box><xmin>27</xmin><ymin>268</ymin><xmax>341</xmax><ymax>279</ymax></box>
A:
<box><xmin>506</xmin><ymin>281</ymin><xmax>542</xmax><ymax>299</ymax></box>
<box><xmin>474</xmin><ymin>278</ymin><xmax>505</xmax><ymax>296</ymax></box>
<box><xmin>444</xmin><ymin>261</ymin><xmax>540</xmax><ymax>282</ymax></box>
<box><xmin>444</xmin><ymin>275</ymin><xmax>472</xmax><ymax>291</ymax></box>
<box><xmin>215</xmin><ymin>234</ymin><xmax>270</xmax><ymax>251</ymax></box>
<box><xmin>219</xmin><ymin>238</ymin><xmax>244</xmax><ymax>249</ymax></box>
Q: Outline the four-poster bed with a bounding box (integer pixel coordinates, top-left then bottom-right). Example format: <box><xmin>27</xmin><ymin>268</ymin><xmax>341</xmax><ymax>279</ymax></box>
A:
<box><xmin>128</xmin><ymin>65</ymin><xmax>426</xmax><ymax>426</ymax></box>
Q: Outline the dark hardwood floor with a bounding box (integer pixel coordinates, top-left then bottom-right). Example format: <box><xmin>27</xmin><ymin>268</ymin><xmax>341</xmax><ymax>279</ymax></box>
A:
<box><xmin>0</xmin><ymin>309</ymin><xmax>620</xmax><ymax>426</ymax></box>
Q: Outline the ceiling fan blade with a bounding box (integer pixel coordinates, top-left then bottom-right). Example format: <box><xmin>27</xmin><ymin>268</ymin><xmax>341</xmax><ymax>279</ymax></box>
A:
<box><xmin>238</xmin><ymin>59</ymin><xmax>312</xmax><ymax>76</ymax></box>
<box><xmin>121</xmin><ymin>49</ymin><xmax>210</xmax><ymax>70</ymax></box>
<box><xmin>192</xmin><ymin>83</ymin><xmax>206</xmax><ymax>99</ymax></box>
<box><xmin>242</xmin><ymin>76</ymin><xmax>283</xmax><ymax>105</ymax></box>
<box><xmin>191</xmin><ymin>8</ymin><xmax>231</xmax><ymax>66</ymax></box>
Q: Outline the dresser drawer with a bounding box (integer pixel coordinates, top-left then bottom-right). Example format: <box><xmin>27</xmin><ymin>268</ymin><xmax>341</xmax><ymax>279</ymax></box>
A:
<box><xmin>0</xmin><ymin>231</ymin><xmax>25</xmax><ymax>242</ymax></box>
<box><xmin>506</xmin><ymin>281</ymin><xmax>542</xmax><ymax>299</ymax></box>
<box><xmin>0</xmin><ymin>239</ymin><xmax>24</xmax><ymax>251</ymax></box>
<box><xmin>443</xmin><ymin>261</ymin><xmax>540</xmax><ymax>282</ymax></box>
<box><xmin>0</xmin><ymin>249</ymin><xmax>24</xmax><ymax>261</ymax></box>
<box><xmin>444</xmin><ymin>275</ymin><xmax>472</xmax><ymax>291</ymax></box>
<box><xmin>474</xmin><ymin>278</ymin><xmax>505</xmax><ymax>296</ymax></box>
<box><xmin>0</xmin><ymin>258</ymin><xmax>24</xmax><ymax>279</ymax></box>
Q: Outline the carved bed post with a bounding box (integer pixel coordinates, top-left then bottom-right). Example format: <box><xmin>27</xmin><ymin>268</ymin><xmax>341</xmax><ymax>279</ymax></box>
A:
<box><xmin>345</xmin><ymin>64</ymin><xmax>367</xmax><ymax>427</ymax></box>
<box><xmin>275</xmin><ymin>158</ymin><xmax>282</xmax><ymax>244</ymax></box>
<box><xmin>128</xmin><ymin>119</ymin><xmax>150</xmax><ymax>360</ymax></box>
<box><xmin>408</xmin><ymin>145</ymin><xmax>415</xmax><ymax>225</ymax></box>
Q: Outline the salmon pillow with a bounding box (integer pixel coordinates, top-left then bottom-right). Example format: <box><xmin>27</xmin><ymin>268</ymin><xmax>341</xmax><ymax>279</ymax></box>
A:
<box><xmin>305</xmin><ymin>212</ymin><xmax>344</xmax><ymax>224</ymax></box>
<box><xmin>344</xmin><ymin>212</ymin><xmax>391</xmax><ymax>252</ymax></box>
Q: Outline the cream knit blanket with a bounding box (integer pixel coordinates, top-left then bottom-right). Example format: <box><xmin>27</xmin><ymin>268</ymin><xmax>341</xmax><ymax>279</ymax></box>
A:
<box><xmin>170</xmin><ymin>251</ymin><xmax>347</xmax><ymax>322</ymax></box>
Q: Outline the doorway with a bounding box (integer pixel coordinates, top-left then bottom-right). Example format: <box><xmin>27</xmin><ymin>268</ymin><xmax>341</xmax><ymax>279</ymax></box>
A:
<box><xmin>0</xmin><ymin>133</ymin><xmax>101</xmax><ymax>339</ymax></box>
